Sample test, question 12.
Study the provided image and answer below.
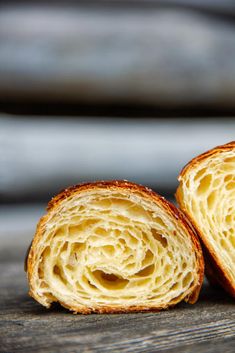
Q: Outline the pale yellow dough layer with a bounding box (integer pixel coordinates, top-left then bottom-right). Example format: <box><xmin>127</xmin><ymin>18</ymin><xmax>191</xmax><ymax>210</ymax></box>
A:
<box><xmin>177</xmin><ymin>147</ymin><xmax>235</xmax><ymax>290</ymax></box>
<box><xmin>27</xmin><ymin>182</ymin><xmax>203</xmax><ymax>313</ymax></box>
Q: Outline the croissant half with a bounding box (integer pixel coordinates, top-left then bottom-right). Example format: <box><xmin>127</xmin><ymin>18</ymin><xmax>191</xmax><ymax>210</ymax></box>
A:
<box><xmin>26</xmin><ymin>181</ymin><xmax>204</xmax><ymax>313</ymax></box>
<box><xmin>176</xmin><ymin>142</ymin><xmax>235</xmax><ymax>297</ymax></box>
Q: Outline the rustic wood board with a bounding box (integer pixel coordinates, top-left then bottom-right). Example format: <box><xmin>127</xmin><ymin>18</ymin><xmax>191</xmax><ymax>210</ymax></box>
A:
<box><xmin>1</xmin><ymin>253</ymin><xmax>235</xmax><ymax>353</ymax></box>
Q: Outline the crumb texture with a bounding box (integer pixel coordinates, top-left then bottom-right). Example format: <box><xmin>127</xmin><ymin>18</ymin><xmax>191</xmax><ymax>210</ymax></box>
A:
<box><xmin>27</xmin><ymin>182</ymin><xmax>202</xmax><ymax>312</ymax></box>
<box><xmin>177</xmin><ymin>143</ymin><xmax>235</xmax><ymax>291</ymax></box>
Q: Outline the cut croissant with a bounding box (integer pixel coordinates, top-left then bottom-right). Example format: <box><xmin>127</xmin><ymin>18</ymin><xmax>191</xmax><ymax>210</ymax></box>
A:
<box><xmin>176</xmin><ymin>142</ymin><xmax>235</xmax><ymax>297</ymax></box>
<box><xmin>26</xmin><ymin>181</ymin><xmax>204</xmax><ymax>313</ymax></box>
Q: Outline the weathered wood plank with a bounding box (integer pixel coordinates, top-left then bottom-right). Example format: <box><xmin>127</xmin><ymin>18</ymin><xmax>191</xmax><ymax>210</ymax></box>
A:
<box><xmin>1</xmin><ymin>5</ymin><xmax>235</xmax><ymax>107</ymax></box>
<box><xmin>1</xmin><ymin>116</ymin><xmax>235</xmax><ymax>201</ymax></box>
<box><xmin>1</xmin><ymin>259</ymin><xmax>235</xmax><ymax>353</ymax></box>
<box><xmin>5</xmin><ymin>1</ymin><xmax>235</xmax><ymax>16</ymax></box>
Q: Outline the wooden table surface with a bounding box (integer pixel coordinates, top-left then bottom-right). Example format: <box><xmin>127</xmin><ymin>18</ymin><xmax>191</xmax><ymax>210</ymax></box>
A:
<box><xmin>1</xmin><ymin>205</ymin><xmax>235</xmax><ymax>353</ymax></box>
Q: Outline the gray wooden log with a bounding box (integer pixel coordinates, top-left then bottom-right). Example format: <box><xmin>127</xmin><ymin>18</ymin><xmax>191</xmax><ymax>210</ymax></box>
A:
<box><xmin>5</xmin><ymin>1</ymin><xmax>235</xmax><ymax>15</ymax></box>
<box><xmin>1</xmin><ymin>5</ymin><xmax>235</xmax><ymax>107</ymax></box>
<box><xmin>1</xmin><ymin>116</ymin><xmax>234</xmax><ymax>200</ymax></box>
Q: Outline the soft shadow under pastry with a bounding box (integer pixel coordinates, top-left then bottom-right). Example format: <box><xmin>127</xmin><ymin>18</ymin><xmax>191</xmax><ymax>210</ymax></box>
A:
<box><xmin>176</xmin><ymin>142</ymin><xmax>235</xmax><ymax>297</ymax></box>
<box><xmin>26</xmin><ymin>181</ymin><xmax>204</xmax><ymax>313</ymax></box>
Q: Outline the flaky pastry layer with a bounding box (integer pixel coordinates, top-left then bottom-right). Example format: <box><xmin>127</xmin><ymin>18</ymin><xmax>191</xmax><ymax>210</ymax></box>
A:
<box><xmin>176</xmin><ymin>142</ymin><xmax>235</xmax><ymax>297</ymax></box>
<box><xmin>26</xmin><ymin>181</ymin><xmax>203</xmax><ymax>313</ymax></box>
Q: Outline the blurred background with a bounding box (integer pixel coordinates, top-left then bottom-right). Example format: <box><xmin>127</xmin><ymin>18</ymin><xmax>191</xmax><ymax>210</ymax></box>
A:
<box><xmin>0</xmin><ymin>0</ymin><xmax>235</xmax><ymax>259</ymax></box>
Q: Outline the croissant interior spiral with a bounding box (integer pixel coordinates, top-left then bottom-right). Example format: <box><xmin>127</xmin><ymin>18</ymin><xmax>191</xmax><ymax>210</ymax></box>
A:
<box><xmin>26</xmin><ymin>181</ymin><xmax>203</xmax><ymax>313</ymax></box>
<box><xmin>176</xmin><ymin>142</ymin><xmax>235</xmax><ymax>297</ymax></box>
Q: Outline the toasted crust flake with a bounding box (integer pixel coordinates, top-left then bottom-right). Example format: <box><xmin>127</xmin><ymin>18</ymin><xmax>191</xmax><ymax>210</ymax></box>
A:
<box><xmin>176</xmin><ymin>142</ymin><xmax>235</xmax><ymax>298</ymax></box>
<box><xmin>26</xmin><ymin>180</ymin><xmax>204</xmax><ymax>313</ymax></box>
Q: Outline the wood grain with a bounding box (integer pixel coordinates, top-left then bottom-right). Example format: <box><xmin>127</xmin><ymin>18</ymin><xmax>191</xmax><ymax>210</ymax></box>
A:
<box><xmin>1</xmin><ymin>256</ymin><xmax>235</xmax><ymax>352</ymax></box>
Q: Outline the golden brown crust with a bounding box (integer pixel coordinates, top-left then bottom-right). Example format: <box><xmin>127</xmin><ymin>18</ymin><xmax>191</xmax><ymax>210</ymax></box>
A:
<box><xmin>178</xmin><ymin>141</ymin><xmax>235</xmax><ymax>180</ymax></box>
<box><xmin>27</xmin><ymin>180</ymin><xmax>204</xmax><ymax>313</ymax></box>
<box><xmin>202</xmin><ymin>244</ymin><xmax>230</xmax><ymax>291</ymax></box>
<box><xmin>176</xmin><ymin>142</ymin><xmax>235</xmax><ymax>298</ymax></box>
